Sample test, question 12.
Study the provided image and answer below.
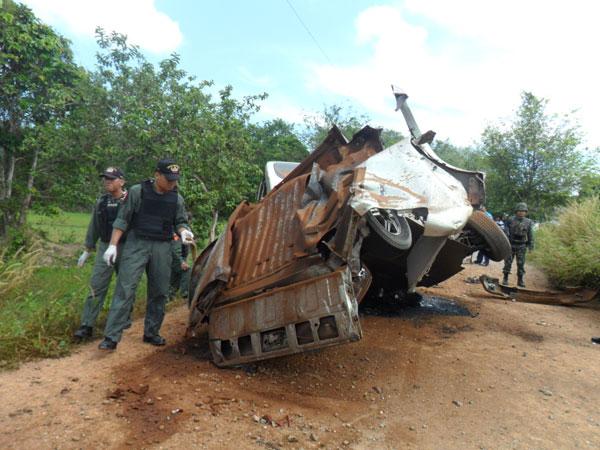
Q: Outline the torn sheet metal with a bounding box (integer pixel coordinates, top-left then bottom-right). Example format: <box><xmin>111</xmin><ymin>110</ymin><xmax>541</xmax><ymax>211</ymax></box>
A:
<box><xmin>350</xmin><ymin>139</ymin><xmax>473</xmax><ymax>236</ymax></box>
<box><xmin>209</xmin><ymin>267</ymin><xmax>361</xmax><ymax>367</ymax></box>
<box><xmin>479</xmin><ymin>275</ymin><xmax>598</xmax><ymax>305</ymax></box>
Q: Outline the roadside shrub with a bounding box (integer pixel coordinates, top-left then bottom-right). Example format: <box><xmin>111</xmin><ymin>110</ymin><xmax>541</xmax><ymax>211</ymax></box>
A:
<box><xmin>0</xmin><ymin>243</ymin><xmax>42</xmax><ymax>298</ymax></box>
<box><xmin>531</xmin><ymin>196</ymin><xmax>600</xmax><ymax>288</ymax></box>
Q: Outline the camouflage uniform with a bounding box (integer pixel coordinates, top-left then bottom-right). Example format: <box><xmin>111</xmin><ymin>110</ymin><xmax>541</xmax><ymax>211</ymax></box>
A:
<box><xmin>502</xmin><ymin>204</ymin><xmax>534</xmax><ymax>287</ymax></box>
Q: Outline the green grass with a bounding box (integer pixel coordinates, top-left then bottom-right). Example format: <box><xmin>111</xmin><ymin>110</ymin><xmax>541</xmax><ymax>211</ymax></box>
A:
<box><xmin>1</xmin><ymin>210</ymin><xmax>186</xmax><ymax>370</ymax></box>
<box><xmin>0</xmin><ymin>257</ymin><xmax>164</xmax><ymax>368</ymax></box>
<box><xmin>29</xmin><ymin>211</ymin><xmax>89</xmax><ymax>244</ymax></box>
<box><xmin>530</xmin><ymin>196</ymin><xmax>600</xmax><ymax>288</ymax></box>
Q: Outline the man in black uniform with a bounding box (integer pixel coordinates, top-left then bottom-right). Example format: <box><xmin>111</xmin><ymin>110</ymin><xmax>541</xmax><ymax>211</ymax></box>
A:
<box><xmin>98</xmin><ymin>158</ymin><xmax>192</xmax><ymax>350</ymax></box>
<box><xmin>73</xmin><ymin>167</ymin><xmax>127</xmax><ymax>341</ymax></box>
<box><xmin>502</xmin><ymin>202</ymin><xmax>534</xmax><ymax>287</ymax></box>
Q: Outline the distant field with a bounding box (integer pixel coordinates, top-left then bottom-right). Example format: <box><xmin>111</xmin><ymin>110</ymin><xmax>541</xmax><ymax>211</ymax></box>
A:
<box><xmin>29</xmin><ymin>211</ymin><xmax>89</xmax><ymax>244</ymax></box>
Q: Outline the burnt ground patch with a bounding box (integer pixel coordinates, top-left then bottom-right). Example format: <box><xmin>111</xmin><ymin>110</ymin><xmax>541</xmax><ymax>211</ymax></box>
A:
<box><xmin>360</xmin><ymin>293</ymin><xmax>472</xmax><ymax>318</ymax></box>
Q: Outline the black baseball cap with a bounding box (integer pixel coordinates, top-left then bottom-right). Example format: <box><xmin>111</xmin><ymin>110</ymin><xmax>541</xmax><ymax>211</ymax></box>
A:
<box><xmin>100</xmin><ymin>167</ymin><xmax>125</xmax><ymax>179</ymax></box>
<box><xmin>156</xmin><ymin>158</ymin><xmax>181</xmax><ymax>181</ymax></box>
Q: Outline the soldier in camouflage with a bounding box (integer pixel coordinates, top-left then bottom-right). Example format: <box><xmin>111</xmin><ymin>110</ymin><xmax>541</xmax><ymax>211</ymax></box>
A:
<box><xmin>502</xmin><ymin>202</ymin><xmax>534</xmax><ymax>287</ymax></box>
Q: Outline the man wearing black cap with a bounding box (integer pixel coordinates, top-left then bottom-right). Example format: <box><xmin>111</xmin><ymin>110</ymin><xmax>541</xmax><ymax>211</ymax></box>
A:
<box><xmin>73</xmin><ymin>167</ymin><xmax>127</xmax><ymax>341</ymax></box>
<box><xmin>98</xmin><ymin>158</ymin><xmax>193</xmax><ymax>350</ymax></box>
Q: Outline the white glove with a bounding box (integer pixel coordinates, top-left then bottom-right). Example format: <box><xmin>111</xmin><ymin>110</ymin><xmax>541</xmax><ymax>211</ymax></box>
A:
<box><xmin>103</xmin><ymin>244</ymin><xmax>118</xmax><ymax>266</ymax></box>
<box><xmin>180</xmin><ymin>229</ymin><xmax>194</xmax><ymax>245</ymax></box>
<box><xmin>77</xmin><ymin>250</ymin><xmax>91</xmax><ymax>268</ymax></box>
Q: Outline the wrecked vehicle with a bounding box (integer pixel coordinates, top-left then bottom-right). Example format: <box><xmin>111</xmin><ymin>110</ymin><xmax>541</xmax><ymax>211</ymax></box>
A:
<box><xmin>187</xmin><ymin>87</ymin><xmax>510</xmax><ymax>367</ymax></box>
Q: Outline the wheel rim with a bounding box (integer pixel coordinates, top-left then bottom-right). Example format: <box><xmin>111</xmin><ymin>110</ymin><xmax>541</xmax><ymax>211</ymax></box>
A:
<box><xmin>370</xmin><ymin>209</ymin><xmax>403</xmax><ymax>235</ymax></box>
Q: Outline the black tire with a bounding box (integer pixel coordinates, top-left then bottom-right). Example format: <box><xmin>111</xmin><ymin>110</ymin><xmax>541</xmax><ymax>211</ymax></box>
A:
<box><xmin>467</xmin><ymin>210</ymin><xmax>511</xmax><ymax>261</ymax></box>
<box><xmin>366</xmin><ymin>209</ymin><xmax>412</xmax><ymax>250</ymax></box>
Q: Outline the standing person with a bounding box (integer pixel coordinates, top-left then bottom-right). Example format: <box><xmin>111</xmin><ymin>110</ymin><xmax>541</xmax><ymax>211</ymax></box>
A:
<box><xmin>73</xmin><ymin>167</ymin><xmax>127</xmax><ymax>341</ymax></box>
<box><xmin>98</xmin><ymin>158</ymin><xmax>193</xmax><ymax>350</ymax></box>
<box><xmin>502</xmin><ymin>203</ymin><xmax>534</xmax><ymax>287</ymax></box>
<box><xmin>475</xmin><ymin>205</ymin><xmax>494</xmax><ymax>266</ymax></box>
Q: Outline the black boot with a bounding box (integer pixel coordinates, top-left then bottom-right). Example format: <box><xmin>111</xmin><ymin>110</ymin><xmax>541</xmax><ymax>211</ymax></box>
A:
<box><xmin>73</xmin><ymin>326</ymin><xmax>93</xmax><ymax>341</ymax></box>
<box><xmin>517</xmin><ymin>276</ymin><xmax>525</xmax><ymax>288</ymax></box>
<box><xmin>98</xmin><ymin>337</ymin><xmax>117</xmax><ymax>350</ymax></box>
<box><xmin>502</xmin><ymin>274</ymin><xmax>509</xmax><ymax>285</ymax></box>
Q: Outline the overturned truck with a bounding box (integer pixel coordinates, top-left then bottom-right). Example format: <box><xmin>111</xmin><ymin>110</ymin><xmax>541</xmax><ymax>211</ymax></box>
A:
<box><xmin>187</xmin><ymin>87</ymin><xmax>510</xmax><ymax>367</ymax></box>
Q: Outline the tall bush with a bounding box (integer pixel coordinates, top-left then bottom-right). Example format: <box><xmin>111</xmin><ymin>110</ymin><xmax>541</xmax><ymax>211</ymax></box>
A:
<box><xmin>531</xmin><ymin>196</ymin><xmax>600</xmax><ymax>288</ymax></box>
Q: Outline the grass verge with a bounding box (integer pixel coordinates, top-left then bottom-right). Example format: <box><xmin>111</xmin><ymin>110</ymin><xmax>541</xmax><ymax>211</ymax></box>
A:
<box><xmin>530</xmin><ymin>196</ymin><xmax>600</xmax><ymax>288</ymax></box>
<box><xmin>29</xmin><ymin>211</ymin><xmax>89</xmax><ymax>244</ymax></box>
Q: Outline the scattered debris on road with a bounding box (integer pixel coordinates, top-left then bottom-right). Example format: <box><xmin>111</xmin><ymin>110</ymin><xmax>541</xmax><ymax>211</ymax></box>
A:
<box><xmin>479</xmin><ymin>274</ymin><xmax>598</xmax><ymax>305</ymax></box>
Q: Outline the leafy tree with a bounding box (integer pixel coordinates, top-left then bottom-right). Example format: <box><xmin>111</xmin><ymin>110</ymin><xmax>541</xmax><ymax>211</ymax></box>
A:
<box><xmin>247</xmin><ymin>119</ymin><xmax>307</xmax><ymax>186</ymax></box>
<box><xmin>40</xmin><ymin>30</ymin><xmax>271</xmax><ymax>241</ymax></box>
<box><xmin>0</xmin><ymin>0</ymin><xmax>81</xmax><ymax>237</ymax></box>
<box><xmin>301</xmin><ymin>104</ymin><xmax>367</xmax><ymax>149</ymax></box>
<box><xmin>481</xmin><ymin>92</ymin><xmax>587</xmax><ymax>219</ymax></box>
<box><xmin>578</xmin><ymin>170</ymin><xmax>600</xmax><ymax>199</ymax></box>
<box><xmin>301</xmin><ymin>104</ymin><xmax>404</xmax><ymax>151</ymax></box>
<box><xmin>432</xmin><ymin>140</ymin><xmax>487</xmax><ymax>172</ymax></box>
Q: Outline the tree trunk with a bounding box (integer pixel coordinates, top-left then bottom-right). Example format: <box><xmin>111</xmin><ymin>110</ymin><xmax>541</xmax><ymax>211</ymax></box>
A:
<box><xmin>17</xmin><ymin>148</ymin><xmax>40</xmax><ymax>227</ymax></box>
<box><xmin>0</xmin><ymin>150</ymin><xmax>16</xmax><ymax>238</ymax></box>
<box><xmin>209</xmin><ymin>209</ymin><xmax>219</xmax><ymax>242</ymax></box>
<box><xmin>4</xmin><ymin>152</ymin><xmax>16</xmax><ymax>200</ymax></box>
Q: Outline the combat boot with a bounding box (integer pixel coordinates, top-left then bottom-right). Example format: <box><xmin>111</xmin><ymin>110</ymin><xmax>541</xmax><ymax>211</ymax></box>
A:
<box><xmin>502</xmin><ymin>274</ymin><xmax>509</xmax><ymax>285</ymax></box>
<box><xmin>517</xmin><ymin>276</ymin><xmax>525</xmax><ymax>288</ymax></box>
<box><xmin>98</xmin><ymin>337</ymin><xmax>117</xmax><ymax>350</ymax></box>
<box><xmin>73</xmin><ymin>326</ymin><xmax>93</xmax><ymax>341</ymax></box>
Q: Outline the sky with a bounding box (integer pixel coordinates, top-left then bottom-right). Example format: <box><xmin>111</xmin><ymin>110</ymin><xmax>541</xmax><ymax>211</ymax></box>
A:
<box><xmin>21</xmin><ymin>0</ymin><xmax>600</xmax><ymax>150</ymax></box>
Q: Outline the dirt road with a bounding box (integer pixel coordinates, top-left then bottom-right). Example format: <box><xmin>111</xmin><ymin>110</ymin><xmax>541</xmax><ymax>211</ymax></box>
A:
<box><xmin>1</xmin><ymin>261</ymin><xmax>599</xmax><ymax>449</ymax></box>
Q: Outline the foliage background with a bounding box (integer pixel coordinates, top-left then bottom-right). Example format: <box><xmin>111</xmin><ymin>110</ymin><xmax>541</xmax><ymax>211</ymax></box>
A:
<box><xmin>530</xmin><ymin>196</ymin><xmax>600</xmax><ymax>288</ymax></box>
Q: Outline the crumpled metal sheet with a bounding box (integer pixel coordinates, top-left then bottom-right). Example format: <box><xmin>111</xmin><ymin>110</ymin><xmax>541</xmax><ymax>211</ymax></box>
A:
<box><xmin>188</xmin><ymin>127</ymin><xmax>382</xmax><ymax>332</ymax></box>
<box><xmin>208</xmin><ymin>267</ymin><xmax>362</xmax><ymax>366</ymax></box>
<box><xmin>187</xmin><ymin>125</ymin><xmax>482</xmax><ymax>333</ymax></box>
<box><xmin>350</xmin><ymin>139</ymin><xmax>473</xmax><ymax>236</ymax></box>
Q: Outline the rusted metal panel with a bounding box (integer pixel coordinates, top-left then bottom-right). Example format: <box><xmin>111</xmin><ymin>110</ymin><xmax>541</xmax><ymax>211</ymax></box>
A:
<box><xmin>208</xmin><ymin>267</ymin><xmax>362</xmax><ymax>367</ymax></box>
<box><xmin>479</xmin><ymin>275</ymin><xmax>598</xmax><ymax>305</ymax></box>
<box><xmin>229</xmin><ymin>174</ymin><xmax>309</xmax><ymax>289</ymax></box>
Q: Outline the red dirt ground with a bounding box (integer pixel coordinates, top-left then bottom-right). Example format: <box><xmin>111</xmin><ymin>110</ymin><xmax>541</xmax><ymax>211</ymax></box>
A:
<box><xmin>1</xmin><ymin>260</ymin><xmax>599</xmax><ymax>449</ymax></box>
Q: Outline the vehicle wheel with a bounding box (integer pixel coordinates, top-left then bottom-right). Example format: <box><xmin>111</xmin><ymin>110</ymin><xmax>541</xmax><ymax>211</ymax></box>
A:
<box><xmin>466</xmin><ymin>211</ymin><xmax>511</xmax><ymax>261</ymax></box>
<box><xmin>366</xmin><ymin>209</ymin><xmax>412</xmax><ymax>250</ymax></box>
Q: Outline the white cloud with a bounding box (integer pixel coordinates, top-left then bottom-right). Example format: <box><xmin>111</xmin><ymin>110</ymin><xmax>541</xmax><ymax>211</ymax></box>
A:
<box><xmin>309</xmin><ymin>1</ymin><xmax>600</xmax><ymax>148</ymax></box>
<box><xmin>258</xmin><ymin>94</ymin><xmax>308</xmax><ymax>125</ymax></box>
<box><xmin>22</xmin><ymin>0</ymin><xmax>182</xmax><ymax>54</ymax></box>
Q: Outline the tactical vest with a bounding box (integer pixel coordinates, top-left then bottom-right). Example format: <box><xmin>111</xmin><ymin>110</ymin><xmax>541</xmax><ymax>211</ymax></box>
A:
<box><xmin>97</xmin><ymin>194</ymin><xmax>121</xmax><ymax>242</ymax></box>
<box><xmin>131</xmin><ymin>180</ymin><xmax>178</xmax><ymax>241</ymax></box>
<box><xmin>508</xmin><ymin>217</ymin><xmax>531</xmax><ymax>245</ymax></box>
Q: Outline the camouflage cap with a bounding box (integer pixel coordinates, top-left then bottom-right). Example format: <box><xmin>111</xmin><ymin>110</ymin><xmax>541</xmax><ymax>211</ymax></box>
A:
<box><xmin>515</xmin><ymin>202</ymin><xmax>528</xmax><ymax>212</ymax></box>
<box><xmin>100</xmin><ymin>166</ymin><xmax>125</xmax><ymax>179</ymax></box>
